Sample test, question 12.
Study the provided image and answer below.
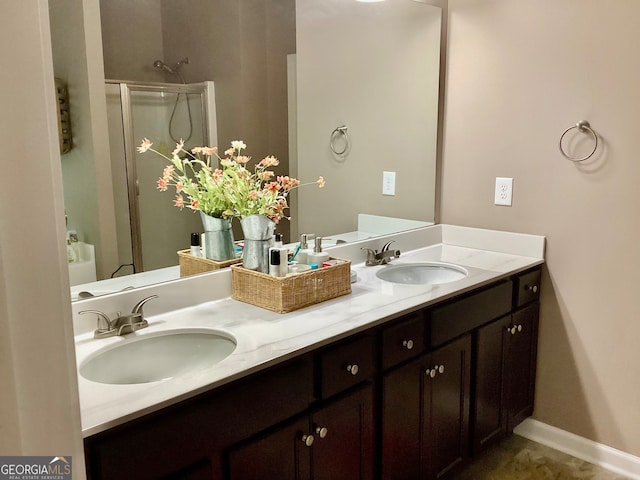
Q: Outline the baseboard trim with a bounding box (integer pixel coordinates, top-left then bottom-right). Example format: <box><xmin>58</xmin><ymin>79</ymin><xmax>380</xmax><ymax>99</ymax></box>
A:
<box><xmin>514</xmin><ymin>418</ymin><xmax>640</xmax><ymax>480</ymax></box>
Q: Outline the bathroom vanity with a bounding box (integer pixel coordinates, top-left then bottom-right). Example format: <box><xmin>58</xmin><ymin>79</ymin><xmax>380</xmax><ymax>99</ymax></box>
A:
<box><xmin>74</xmin><ymin>225</ymin><xmax>544</xmax><ymax>480</ymax></box>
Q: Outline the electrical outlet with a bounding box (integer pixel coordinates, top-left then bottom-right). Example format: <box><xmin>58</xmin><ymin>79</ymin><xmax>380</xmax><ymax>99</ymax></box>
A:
<box><xmin>383</xmin><ymin>171</ymin><xmax>396</xmax><ymax>196</ymax></box>
<box><xmin>494</xmin><ymin>177</ymin><xmax>513</xmax><ymax>206</ymax></box>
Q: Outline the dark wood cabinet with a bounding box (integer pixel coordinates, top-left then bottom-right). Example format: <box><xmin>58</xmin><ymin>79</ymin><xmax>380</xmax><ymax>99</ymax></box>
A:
<box><xmin>227</xmin><ymin>384</ymin><xmax>373</xmax><ymax>480</ymax></box>
<box><xmin>381</xmin><ymin>335</ymin><xmax>471</xmax><ymax>480</ymax></box>
<box><xmin>472</xmin><ymin>271</ymin><xmax>540</xmax><ymax>454</ymax></box>
<box><xmin>84</xmin><ymin>267</ymin><xmax>542</xmax><ymax>480</ymax></box>
<box><xmin>505</xmin><ymin>302</ymin><xmax>539</xmax><ymax>431</ymax></box>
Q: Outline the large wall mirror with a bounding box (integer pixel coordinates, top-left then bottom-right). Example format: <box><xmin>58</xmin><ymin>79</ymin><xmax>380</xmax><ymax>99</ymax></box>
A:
<box><xmin>49</xmin><ymin>0</ymin><xmax>444</xmax><ymax>300</ymax></box>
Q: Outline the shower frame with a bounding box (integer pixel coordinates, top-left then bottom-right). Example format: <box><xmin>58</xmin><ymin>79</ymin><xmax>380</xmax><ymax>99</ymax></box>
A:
<box><xmin>110</xmin><ymin>80</ymin><xmax>217</xmax><ymax>273</ymax></box>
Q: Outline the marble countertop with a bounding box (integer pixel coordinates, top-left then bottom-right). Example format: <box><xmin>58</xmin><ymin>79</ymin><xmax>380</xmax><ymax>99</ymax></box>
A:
<box><xmin>73</xmin><ymin>225</ymin><xmax>545</xmax><ymax>437</ymax></box>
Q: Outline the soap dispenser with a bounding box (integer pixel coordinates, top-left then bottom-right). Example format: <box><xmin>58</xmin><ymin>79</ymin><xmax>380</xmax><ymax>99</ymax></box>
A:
<box><xmin>296</xmin><ymin>233</ymin><xmax>314</xmax><ymax>264</ymax></box>
<box><xmin>307</xmin><ymin>237</ymin><xmax>329</xmax><ymax>266</ymax></box>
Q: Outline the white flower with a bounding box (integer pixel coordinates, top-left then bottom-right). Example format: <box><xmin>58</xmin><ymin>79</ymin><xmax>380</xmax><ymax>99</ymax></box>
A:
<box><xmin>231</xmin><ymin>140</ymin><xmax>246</xmax><ymax>151</ymax></box>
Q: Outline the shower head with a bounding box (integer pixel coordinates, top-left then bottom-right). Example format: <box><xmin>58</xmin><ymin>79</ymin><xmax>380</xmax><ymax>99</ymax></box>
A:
<box><xmin>153</xmin><ymin>60</ymin><xmax>175</xmax><ymax>74</ymax></box>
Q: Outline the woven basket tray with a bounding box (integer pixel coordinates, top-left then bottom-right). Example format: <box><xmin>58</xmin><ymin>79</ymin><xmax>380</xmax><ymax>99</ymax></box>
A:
<box><xmin>177</xmin><ymin>249</ymin><xmax>241</xmax><ymax>277</ymax></box>
<box><xmin>231</xmin><ymin>258</ymin><xmax>351</xmax><ymax>313</ymax></box>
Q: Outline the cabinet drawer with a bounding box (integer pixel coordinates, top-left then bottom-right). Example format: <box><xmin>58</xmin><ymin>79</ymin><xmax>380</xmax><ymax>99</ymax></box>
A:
<box><xmin>382</xmin><ymin>313</ymin><xmax>425</xmax><ymax>370</ymax></box>
<box><xmin>319</xmin><ymin>334</ymin><xmax>375</xmax><ymax>399</ymax></box>
<box><xmin>429</xmin><ymin>281</ymin><xmax>512</xmax><ymax>348</ymax></box>
<box><xmin>514</xmin><ymin>269</ymin><xmax>541</xmax><ymax>307</ymax></box>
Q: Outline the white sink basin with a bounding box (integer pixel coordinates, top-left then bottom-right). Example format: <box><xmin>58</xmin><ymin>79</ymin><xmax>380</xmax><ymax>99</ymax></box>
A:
<box><xmin>79</xmin><ymin>329</ymin><xmax>237</xmax><ymax>385</ymax></box>
<box><xmin>376</xmin><ymin>262</ymin><xmax>468</xmax><ymax>285</ymax></box>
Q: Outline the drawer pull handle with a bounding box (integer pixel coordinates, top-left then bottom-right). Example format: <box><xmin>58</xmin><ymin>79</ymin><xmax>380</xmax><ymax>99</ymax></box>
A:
<box><xmin>438</xmin><ymin>364</ymin><xmax>445</xmax><ymax>374</ymax></box>
<box><xmin>402</xmin><ymin>339</ymin><xmax>414</xmax><ymax>350</ymax></box>
<box><xmin>426</xmin><ymin>368</ymin><xmax>436</xmax><ymax>378</ymax></box>
<box><xmin>315</xmin><ymin>426</ymin><xmax>329</xmax><ymax>439</ymax></box>
<box><xmin>301</xmin><ymin>434</ymin><xmax>314</xmax><ymax>447</ymax></box>
<box><xmin>517</xmin><ymin>324</ymin><xmax>523</xmax><ymax>332</ymax></box>
<box><xmin>526</xmin><ymin>284</ymin><xmax>538</xmax><ymax>293</ymax></box>
<box><xmin>347</xmin><ymin>364</ymin><xmax>359</xmax><ymax>376</ymax></box>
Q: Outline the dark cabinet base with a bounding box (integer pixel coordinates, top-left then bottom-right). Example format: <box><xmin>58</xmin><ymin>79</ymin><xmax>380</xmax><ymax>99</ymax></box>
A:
<box><xmin>227</xmin><ymin>385</ymin><xmax>373</xmax><ymax>480</ymax></box>
<box><xmin>84</xmin><ymin>267</ymin><xmax>541</xmax><ymax>480</ymax></box>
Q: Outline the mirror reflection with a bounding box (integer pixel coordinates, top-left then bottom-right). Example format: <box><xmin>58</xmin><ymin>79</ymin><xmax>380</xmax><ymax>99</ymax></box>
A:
<box><xmin>49</xmin><ymin>0</ymin><xmax>442</xmax><ymax>300</ymax></box>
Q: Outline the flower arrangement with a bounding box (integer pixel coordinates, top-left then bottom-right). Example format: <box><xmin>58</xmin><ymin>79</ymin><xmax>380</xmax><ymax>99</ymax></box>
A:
<box><xmin>137</xmin><ymin>138</ymin><xmax>325</xmax><ymax>224</ymax></box>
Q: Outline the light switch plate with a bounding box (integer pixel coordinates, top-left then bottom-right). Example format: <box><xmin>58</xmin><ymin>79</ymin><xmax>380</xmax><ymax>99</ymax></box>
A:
<box><xmin>494</xmin><ymin>177</ymin><xmax>513</xmax><ymax>206</ymax></box>
<box><xmin>383</xmin><ymin>171</ymin><xmax>396</xmax><ymax>196</ymax></box>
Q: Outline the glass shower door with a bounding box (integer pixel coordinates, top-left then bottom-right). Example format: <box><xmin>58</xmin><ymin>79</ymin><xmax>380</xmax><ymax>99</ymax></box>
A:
<box><xmin>114</xmin><ymin>81</ymin><xmax>217</xmax><ymax>273</ymax></box>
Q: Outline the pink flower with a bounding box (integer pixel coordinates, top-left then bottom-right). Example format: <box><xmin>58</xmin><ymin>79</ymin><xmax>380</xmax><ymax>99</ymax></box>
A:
<box><xmin>191</xmin><ymin>147</ymin><xmax>203</xmax><ymax>154</ymax></box>
<box><xmin>224</xmin><ymin>147</ymin><xmax>234</xmax><ymax>156</ymax></box>
<box><xmin>265</xmin><ymin>182</ymin><xmax>280</xmax><ymax>194</ymax></box>
<box><xmin>212</xmin><ymin>168</ymin><xmax>223</xmax><ymax>181</ymax></box>
<box><xmin>137</xmin><ymin>138</ymin><xmax>152</xmax><ymax>153</ymax></box>
<box><xmin>162</xmin><ymin>165</ymin><xmax>174</xmax><ymax>182</ymax></box>
<box><xmin>202</xmin><ymin>146</ymin><xmax>218</xmax><ymax>156</ymax></box>
<box><xmin>236</xmin><ymin>155</ymin><xmax>250</xmax><ymax>164</ymax></box>
<box><xmin>258</xmin><ymin>170</ymin><xmax>274</xmax><ymax>181</ymax></box>
<box><xmin>248</xmin><ymin>190</ymin><xmax>259</xmax><ymax>200</ymax></box>
<box><xmin>278</xmin><ymin>176</ymin><xmax>300</xmax><ymax>190</ymax></box>
<box><xmin>189</xmin><ymin>200</ymin><xmax>199</xmax><ymax>210</ymax></box>
<box><xmin>175</xmin><ymin>181</ymin><xmax>184</xmax><ymax>193</ymax></box>
<box><xmin>259</xmin><ymin>155</ymin><xmax>279</xmax><ymax>168</ymax></box>
<box><xmin>172</xmin><ymin>140</ymin><xmax>184</xmax><ymax>155</ymax></box>
<box><xmin>157</xmin><ymin>178</ymin><xmax>168</xmax><ymax>191</ymax></box>
<box><xmin>174</xmin><ymin>195</ymin><xmax>184</xmax><ymax>208</ymax></box>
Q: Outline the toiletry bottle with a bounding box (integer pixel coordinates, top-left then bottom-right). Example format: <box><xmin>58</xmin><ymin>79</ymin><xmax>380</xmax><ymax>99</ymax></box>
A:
<box><xmin>190</xmin><ymin>232</ymin><xmax>202</xmax><ymax>257</ymax></box>
<box><xmin>274</xmin><ymin>232</ymin><xmax>283</xmax><ymax>248</ymax></box>
<box><xmin>67</xmin><ymin>229</ymin><xmax>79</xmax><ymax>263</ymax></box>
<box><xmin>307</xmin><ymin>237</ymin><xmax>329</xmax><ymax>266</ymax></box>
<box><xmin>296</xmin><ymin>233</ymin><xmax>314</xmax><ymax>264</ymax></box>
<box><xmin>269</xmin><ymin>248</ymin><xmax>284</xmax><ymax>277</ymax></box>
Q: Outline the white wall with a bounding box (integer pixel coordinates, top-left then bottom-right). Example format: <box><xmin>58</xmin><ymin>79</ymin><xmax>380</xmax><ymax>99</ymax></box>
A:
<box><xmin>296</xmin><ymin>0</ymin><xmax>441</xmax><ymax>238</ymax></box>
<box><xmin>0</xmin><ymin>0</ymin><xmax>85</xmax><ymax>470</ymax></box>
<box><xmin>443</xmin><ymin>0</ymin><xmax>640</xmax><ymax>456</ymax></box>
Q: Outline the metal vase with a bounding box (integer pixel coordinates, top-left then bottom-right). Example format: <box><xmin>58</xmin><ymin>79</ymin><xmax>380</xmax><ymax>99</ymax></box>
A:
<box><xmin>199</xmin><ymin>212</ymin><xmax>235</xmax><ymax>261</ymax></box>
<box><xmin>240</xmin><ymin>214</ymin><xmax>275</xmax><ymax>273</ymax></box>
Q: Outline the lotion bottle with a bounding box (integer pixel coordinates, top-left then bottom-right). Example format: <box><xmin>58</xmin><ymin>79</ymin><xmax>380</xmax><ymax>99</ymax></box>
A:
<box><xmin>307</xmin><ymin>237</ymin><xmax>329</xmax><ymax>266</ymax></box>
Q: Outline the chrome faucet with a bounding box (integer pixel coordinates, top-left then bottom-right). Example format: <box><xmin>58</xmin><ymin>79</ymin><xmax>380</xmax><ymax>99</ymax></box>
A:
<box><xmin>362</xmin><ymin>241</ymin><xmax>401</xmax><ymax>266</ymax></box>
<box><xmin>79</xmin><ymin>294</ymin><xmax>158</xmax><ymax>339</ymax></box>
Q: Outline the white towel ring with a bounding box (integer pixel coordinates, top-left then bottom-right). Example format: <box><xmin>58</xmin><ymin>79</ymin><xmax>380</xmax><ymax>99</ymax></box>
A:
<box><xmin>559</xmin><ymin>120</ymin><xmax>598</xmax><ymax>162</ymax></box>
<box><xmin>330</xmin><ymin>125</ymin><xmax>350</xmax><ymax>156</ymax></box>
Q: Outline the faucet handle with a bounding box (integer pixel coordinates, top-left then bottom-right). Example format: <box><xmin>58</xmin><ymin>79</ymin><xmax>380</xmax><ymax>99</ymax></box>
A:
<box><xmin>79</xmin><ymin>309</ymin><xmax>113</xmax><ymax>333</ymax></box>
<box><xmin>382</xmin><ymin>241</ymin><xmax>395</xmax><ymax>252</ymax></box>
<box><xmin>131</xmin><ymin>294</ymin><xmax>158</xmax><ymax>315</ymax></box>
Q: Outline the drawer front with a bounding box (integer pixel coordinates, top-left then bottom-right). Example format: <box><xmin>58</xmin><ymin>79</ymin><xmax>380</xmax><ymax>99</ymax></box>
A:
<box><xmin>382</xmin><ymin>313</ymin><xmax>425</xmax><ymax>370</ymax></box>
<box><xmin>319</xmin><ymin>334</ymin><xmax>375</xmax><ymax>399</ymax></box>
<box><xmin>429</xmin><ymin>281</ymin><xmax>512</xmax><ymax>348</ymax></box>
<box><xmin>515</xmin><ymin>269</ymin><xmax>541</xmax><ymax>307</ymax></box>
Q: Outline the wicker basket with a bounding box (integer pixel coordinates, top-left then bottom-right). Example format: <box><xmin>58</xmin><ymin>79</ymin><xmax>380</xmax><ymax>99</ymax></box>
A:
<box><xmin>231</xmin><ymin>258</ymin><xmax>351</xmax><ymax>313</ymax></box>
<box><xmin>177</xmin><ymin>250</ymin><xmax>241</xmax><ymax>277</ymax></box>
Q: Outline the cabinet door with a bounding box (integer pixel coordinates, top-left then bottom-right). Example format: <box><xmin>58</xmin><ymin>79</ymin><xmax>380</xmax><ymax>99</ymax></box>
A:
<box><xmin>423</xmin><ymin>335</ymin><xmax>471</xmax><ymax>479</ymax></box>
<box><xmin>505</xmin><ymin>302</ymin><xmax>539</xmax><ymax>431</ymax></box>
<box><xmin>311</xmin><ymin>385</ymin><xmax>374</xmax><ymax>480</ymax></box>
<box><xmin>382</xmin><ymin>336</ymin><xmax>471</xmax><ymax>480</ymax></box>
<box><xmin>473</xmin><ymin>315</ymin><xmax>510</xmax><ymax>453</ymax></box>
<box><xmin>381</xmin><ymin>357</ymin><xmax>424</xmax><ymax>480</ymax></box>
<box><xmin>227</xmin><ymin>416</ymin><xmax>311</xmax><ymax>480</ymax></box>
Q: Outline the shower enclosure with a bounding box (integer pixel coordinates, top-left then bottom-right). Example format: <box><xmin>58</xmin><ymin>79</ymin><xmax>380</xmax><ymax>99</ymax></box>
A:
<box><xmin>105</xmin><ymin>80</ymin><xmax>217</xmax><ymax>274</ymax></box>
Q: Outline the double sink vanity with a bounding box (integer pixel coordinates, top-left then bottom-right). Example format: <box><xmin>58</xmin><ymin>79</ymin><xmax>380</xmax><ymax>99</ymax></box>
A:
<box><xmin>72</xmin><ymin>224</ymin><xmax>545</xmax><ymax>480</ymax></box>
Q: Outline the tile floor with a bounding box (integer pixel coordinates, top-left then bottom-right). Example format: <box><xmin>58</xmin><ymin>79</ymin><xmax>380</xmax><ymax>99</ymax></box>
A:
<box><xmin>453</xmin><ymin>435</ymin><xmax>630</xmax><ymax>479</ymax></box>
